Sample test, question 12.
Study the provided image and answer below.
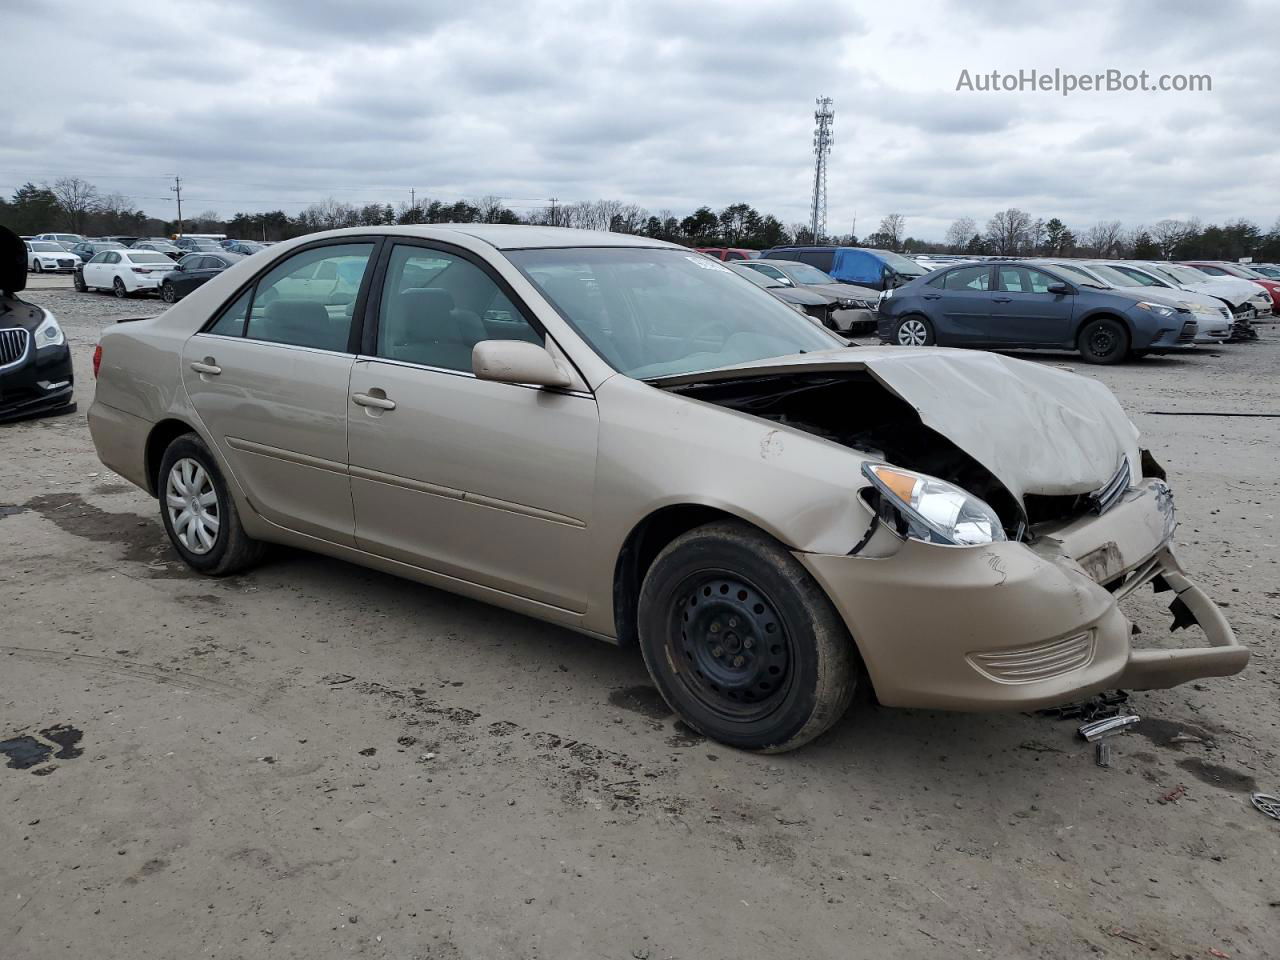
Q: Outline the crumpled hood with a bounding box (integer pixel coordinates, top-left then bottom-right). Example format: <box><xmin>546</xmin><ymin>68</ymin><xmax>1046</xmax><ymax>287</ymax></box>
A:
<box><xmin>655</xmin><ymin>346</ymin><xmax>1142</xmax><ymax>503</ymax></box>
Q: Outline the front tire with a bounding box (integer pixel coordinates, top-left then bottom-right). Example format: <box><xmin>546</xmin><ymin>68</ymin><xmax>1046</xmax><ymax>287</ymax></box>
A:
<box><xmin>1077</xmin><ymin>317</ymin><xmax>1129</xmax><ymax>364</ymax></box>
<box><xmin>161</xmin><ymin>281</ymin><xmax>178</xmax><ymax>303</ymax></box>
<box><xmin>158</xmin><ymin>433</ymin><xmax>264</xmax><ymax>576</ymax></box>
<box><xmin>33</xmin><ymin>260</ymin><xmax>44</xmax><ymax>274</ymax></box>
<box><xmin>73</xmin><ymin>271</ymin><xmax>87</xmax><ymax>292</ymax></box>
<box><xmin>894</xmin><ymin>314</ymin><xmax>935</xmax><ymax>346</ymax></box>
<box><xmin>637</xmin><ymin>520</ymin><xmax>857</xmax><ymax>752</ymax></box>
<box><xmin>112</xmin><ymin>277</ymin><xmax>129</xmax><ymax>299</ymax></box>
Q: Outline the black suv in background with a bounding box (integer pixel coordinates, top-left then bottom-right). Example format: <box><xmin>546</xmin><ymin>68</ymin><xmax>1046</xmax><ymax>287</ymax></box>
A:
<box><xmin>877</xmin><ymin>261</ymin><xmax>1198</xmax><ymax>363</ymax></box>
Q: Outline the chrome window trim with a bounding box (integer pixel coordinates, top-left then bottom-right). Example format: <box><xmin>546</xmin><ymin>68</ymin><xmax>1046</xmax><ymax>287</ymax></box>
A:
<box><xmin>193</xmin><ymin>331</ymin><xmax>355</xmax><ymax>359</ymax></box>
<box><xmin>353</xmin><ymin>354</ymin><xmax>593</xmax><ymax>399</ymax></box>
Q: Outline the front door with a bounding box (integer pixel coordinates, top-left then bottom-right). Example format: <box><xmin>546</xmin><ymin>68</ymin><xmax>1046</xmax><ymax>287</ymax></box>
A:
<box><xmin>988</xmin><ymin>266</ymin><xmax>1076</xmax><ymax>345</ymax></box>
<box><xmin>346</xmin><ymin>241</ymin><xmax>600</xmax><ymax>612</ymax></box>
<box><xmin>930</xmin><ymin>264</ymin><xmax>996</xmax><ymax>343</ymax></box>
<box><xmin>180</xmin><ymin>241</ymin><xmax>378</xmax><ymax>544</ymax></box>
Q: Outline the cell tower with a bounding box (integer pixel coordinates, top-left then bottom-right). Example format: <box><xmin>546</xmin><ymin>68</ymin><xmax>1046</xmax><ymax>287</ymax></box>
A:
<box><xmin>809</xmin><ymin>96</ymin><xmax>834</xmax><ymax>243</ymax></box>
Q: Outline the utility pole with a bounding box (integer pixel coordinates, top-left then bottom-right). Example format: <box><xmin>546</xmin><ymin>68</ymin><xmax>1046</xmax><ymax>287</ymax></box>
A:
<box><xmin>548</xmin><ymin>197</ymin><xmax>558</xmax><ymax>227</ymax></box>
<box><xmin>410</xmin><ymin>187</ymin><xmax>415</xmax><ymax>215</ymax></box>
<box><xmin>170</xmin><ymin>176</ymin><xmax>183</xmax><ymax>238</ymax></box>
<box><xmin>809</xmin><ymin>97</ymin><xmax>834</xmax><ymax>244</ymax></box>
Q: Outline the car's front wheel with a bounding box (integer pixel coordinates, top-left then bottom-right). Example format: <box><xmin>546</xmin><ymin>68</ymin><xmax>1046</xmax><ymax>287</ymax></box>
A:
<box><xmin>32</xmin><ymin>260</ymin><xmax>44</xmax><ymax>274</ymax></box>
<box><xmin>894</xmin><ymin>314</ymin><xmax>935</xmax><ymax>346</ymax></box>
<box><xmin>637</xmin><ymin>520</ymin><xmax>857</xmax><ymax>752</ymax></box>
<box><xmin>161</xmin><ymin>281</ymin><xmax>178</xmax><ymax>303</ymax></box>
<box><xmin>112</xmin><ymin>277</ymin><xmax>129</xmax><ymax>298</ymax></box>
<box><xmin>73</xmin><ymin>271</ymin><xmax>87</xmax><ymax>292</ymax></box>
<box><xmin>1077</xmin><ymin>317</ymin><xmax>1129</xmax><ymax>364</ymax></box>
<box><xmin>158</xmin><ymin>432</ymin><xmax>264</xmax><ymax>576</ymax></box>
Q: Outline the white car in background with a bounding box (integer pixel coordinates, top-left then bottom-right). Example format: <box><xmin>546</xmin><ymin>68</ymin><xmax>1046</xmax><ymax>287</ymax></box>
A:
<box><xmin>1134</xmin><ymin>262</ymin><xmax>1273</xmax><ymax>320</ymax></box>
<box><xmin>79</xmin><ymin>249</ymin><xmax>178</xmax><ymax>297</ymax></box>
<box><xmin>35</xmin><ymin>232</ymin><xmax>86</xmax><ymax>248</ymax></box>
<box><xmin>25</xmin><ymin>239</ymin><xmax>81</xmax><ymax>273</ymax></box>
<box><xmin>1081</xmin><ymin>261</ymin><xmax>1233</xmax><ymax>342</ymax></box>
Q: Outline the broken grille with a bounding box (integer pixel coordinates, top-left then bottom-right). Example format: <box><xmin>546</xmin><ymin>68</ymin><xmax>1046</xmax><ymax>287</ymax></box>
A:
<box><xmin>0</xmin><ymin>327</ymin><xmax>30</xmax><ymax>370</ymax></box>
<box><xmin>1089</xmin><ymin>457</ymin><xmax>1131</xmax><ymax>516</ymax></box>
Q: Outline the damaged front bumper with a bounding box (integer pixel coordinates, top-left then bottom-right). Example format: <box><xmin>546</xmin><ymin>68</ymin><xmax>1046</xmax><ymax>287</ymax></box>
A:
<box><xmin>797</xmin><ymin>478</ymin><xmax>1248</xmax><ymax>711</ymax></box>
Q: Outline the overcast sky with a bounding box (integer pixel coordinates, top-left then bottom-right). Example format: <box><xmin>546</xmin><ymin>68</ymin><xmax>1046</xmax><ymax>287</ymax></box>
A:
<box><xmin>4</xmin><ymin>0</ymin><xmax>1276</xmax><ymax>240</ymax></box>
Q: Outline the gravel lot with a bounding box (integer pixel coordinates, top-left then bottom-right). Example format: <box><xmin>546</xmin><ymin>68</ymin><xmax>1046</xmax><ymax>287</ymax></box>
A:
<box><xmin>3</xmin><ymin>277</ymin><xmax>1278</xmax><ymax>959</ymax></box>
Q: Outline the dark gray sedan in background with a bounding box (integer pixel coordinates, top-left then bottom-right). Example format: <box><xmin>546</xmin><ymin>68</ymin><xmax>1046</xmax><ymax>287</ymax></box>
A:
<box><xmin>877</xmin><ymin>260</ymin><xmax>1199</xmax><ymax>363</ymax></box>
<box><xmin>735</xmin><ymin>258</ymin><xmax>878</xmax><ymax>333</ymax></box>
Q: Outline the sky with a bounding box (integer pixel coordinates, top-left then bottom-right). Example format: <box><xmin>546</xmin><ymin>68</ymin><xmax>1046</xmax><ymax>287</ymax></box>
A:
<box><xmin>4</xmin><ymin>0</ymin><xmax>1277</xmax><ymax>241</ymax></box>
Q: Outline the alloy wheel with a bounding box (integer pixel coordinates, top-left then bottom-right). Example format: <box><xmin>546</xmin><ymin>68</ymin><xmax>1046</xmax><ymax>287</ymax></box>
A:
<box><xmin>165</xmin><ymin>457</ymin><xmax>220</xmax><ymax>555</ymax></box>
<box><xmin>897</xmin><ymin>318</ymin><xmax>929</xmax><ymax>346</ymax></box>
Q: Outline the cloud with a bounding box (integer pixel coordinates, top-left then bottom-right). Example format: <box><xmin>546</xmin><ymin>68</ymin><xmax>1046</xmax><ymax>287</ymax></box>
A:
<box><xmin>2</xmin><ymin>0</ymin><xmax>1276</xmax><ymax>240</ymax></box>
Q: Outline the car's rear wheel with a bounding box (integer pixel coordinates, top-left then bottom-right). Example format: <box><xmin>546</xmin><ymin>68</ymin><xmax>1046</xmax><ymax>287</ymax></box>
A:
<box><xmin>73</xmin><ymin>271</ymin><xmax>87</xmax><ymax>292</ymax></box>
<box><xmin>112</xmin><ymin>277</ymin><xmax>129</xmax><ymax>299</ymax></box>
<box><xmin>1077</xmin><ymin>317</ymin><xmax>1129</xmax><ymax>364</ymax></box>
<box><xmin>161</xmin><ymin>281</ymin><xmax>178</xmax><ymax>303</ymax></box>
<box><xmin>158</xmin><ymin>433</ymin><xmax>264</xmax><ymax>576</ymax></box>
<box><xmin>637</xmin><ymin>520</ymin><xmax>857</xmax><ymax>752</ymax></box>
<box><xmin>894</xmin><ymin>315</ymin><xmax>934</xmax><ymax>346</ymax></box>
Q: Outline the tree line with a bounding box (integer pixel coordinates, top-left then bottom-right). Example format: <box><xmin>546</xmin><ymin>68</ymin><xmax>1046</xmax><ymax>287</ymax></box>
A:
<box><xmin>3</xmin><ymin>176</ymin><xmax>1278</xmax><ymax>262</ymax></box>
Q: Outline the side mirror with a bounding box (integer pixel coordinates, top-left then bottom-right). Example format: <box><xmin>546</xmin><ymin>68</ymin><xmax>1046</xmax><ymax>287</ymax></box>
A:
<box><xmin>473</xmin><ymin>340</ymin><xmax>572</xmax><ymax>389</ymax></box>
<box><xmin>1047</xmin><ymin>282</ymin><xmax>1074</xmax><ymax>295</ymax></box>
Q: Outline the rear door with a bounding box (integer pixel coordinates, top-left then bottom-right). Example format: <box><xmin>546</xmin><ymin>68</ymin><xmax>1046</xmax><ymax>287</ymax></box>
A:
<box><xmin>180</xmin><ymin>240</ymin><xmax>379</xmax><ymax>544</ymax></box>
<box><xmin>346</xmin><ymin>239</ymin><xmax>600</xmax><ymax>612</ymax></box>
<box><xmin>989</xmin><ymin>266</ymin><xmax>1075</xmax><ymax>345</ymax></box>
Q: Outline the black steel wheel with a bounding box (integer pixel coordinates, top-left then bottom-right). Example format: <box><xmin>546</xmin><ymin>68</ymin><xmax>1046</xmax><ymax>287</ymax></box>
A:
<box><xmin>637</xmin><ymin>520</ymin><xmax>857</xmax><ymax>752</ymax></box>
<box><xmin>1077</xmin><ymin>316</ymin><xmax>1129</xmax><ymax>364</ymax></box>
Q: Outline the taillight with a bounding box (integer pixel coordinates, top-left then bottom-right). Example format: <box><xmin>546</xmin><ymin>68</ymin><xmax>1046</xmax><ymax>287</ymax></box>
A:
<box><xmin>92</xmin><ymin>344</ymin><xmax>102</xmax><ymax>378</ymax></box>
<box><xmin>132</xmin><ymin>267</ymin><xmax>149</xmax><ymax>274</ymax></box>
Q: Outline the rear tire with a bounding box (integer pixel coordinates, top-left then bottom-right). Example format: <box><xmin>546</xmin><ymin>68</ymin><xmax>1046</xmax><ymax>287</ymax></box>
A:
<box><xmin>158</xmin><ymin>433</ymin><xmax>264</xmax><ymax>576</ymax></box>
<box><xmin>894</xmin><ymin>314</ymin><xmax>935</xmax><ymax>346</ymax></box>
<box><xmin>1077</xmin><ymin>317</ymin><xmax>1129</xmax><ymax>364</ymax></box>
<box><xmin>637</xmin><ymin>520</ymin><xmax>857</xmax><ymax>752</ymax></box>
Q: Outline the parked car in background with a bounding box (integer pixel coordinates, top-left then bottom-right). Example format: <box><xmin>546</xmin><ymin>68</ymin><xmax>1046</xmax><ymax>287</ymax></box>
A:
<box><xmin>225</xmin><ymin>240</ymin><xmax>265</xmax><ymax>256</ymax></box>
<box><xmin>34</xmin><ymin>232</ymin><xmax>85</xmax><ymax>247</ymax></box>
<box><xmin>761</xmin><ymin>246</ymin><xmax>930</xmax><ymax>291</ymax></box>
<box><xmin>86</xmin><ymin>224</ymin><xmax>1246</xmax><ymax>751</ymax></box>
<box><xmin>726</xmin><ymin>261</ymin><xmax>843</xmax><ymax>327</ymax></box>
<box><xmin>2</xmin><ymin>226</ymin><xmax>75</xmax><ymax>422</ymax></box>
<box><xmin>1181</xmin><ymin>260</ymin><xmax>1280</xmax><ymax>312</ymax></box>
<box><xmin>133</xmin><ymin>239</ymin><xmax>184</xmax><ymax>259</ymax></box>
<box><xmin>1033</xmin><ymin>260</ymin><xmax>1232</xmax><ymax>343</ymax></box>
<box><xmin>695</xmin><ymin>247</ymin><xmax>760</xmax><ymax>261</ymax></box>
<box><xmin>878</xmin><ymin>260</ymin><xmax>1197</xmax><ymax>363</ymax></box>
<box><xmin>174</xmin><ymin>236</ymin><xmax>226</xmax><ymax>253</ymax></box>
<box><xmin>25</xmin><ymin>240</ymin><xmax>80</xmax><ymax>273</ymax></box>
<box><xmin>69</xmin><ymin>239</ymin><xmax>126</xmax><ymax>264</ymax></box>
<box><xmin>101</xmin><ymin>236</ymin><xmax>141</xmax><ymax>247</ymax></box>
<box><xmin>736</xmin><ymin>259</ymin><xmax>878</xmax><ymax>333</ymax></box>
<box><xmin>75</xmin><ymin>249</ymin><xmax>183</xmax><ymax>297</ymax></box>
<box><xmin>1135</xmin><ymin>262</ymin><xmax>1273</xmax><ymax>321</ymax></box>
<box><xmin>159</xmin><ymin>251</ymin><xmax>244</xmax><ymax>303</ymax></box>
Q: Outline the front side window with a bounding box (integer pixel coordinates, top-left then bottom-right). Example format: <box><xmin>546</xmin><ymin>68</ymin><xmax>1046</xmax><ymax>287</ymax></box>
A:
<box><xmin>508</xmin><ymin>247</ymin><xmax>837</xmax><ymax>380</ymax></box>
<box><xmin>1196</xmin><ymin>265</ymin><xmax>1227</xmax><ymax>276</ymax></box>
<box><xmin>246</xmin><ymin>243</ymin><xmax>374</xmax><ymax>351</ymax></box>
<box><xmin>943</xmin><ymin>266</ymin><xmax>991</xmax><ymax>290</ymax></box>
<box><xmin>1025</xmin><ymin>268</ymin><xmax>1060</xmax><ymax>293</ymax></box>
<box><xmin>375</xmin><ymin>245</ymin><xmax>542</xmax><ymax>372</ymax></box>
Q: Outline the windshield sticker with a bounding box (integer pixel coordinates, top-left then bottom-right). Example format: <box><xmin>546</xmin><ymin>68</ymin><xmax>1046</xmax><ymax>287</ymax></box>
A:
<box><xmin>687</xmin><ymin>256</ymin><xmax>731</xmax><ymax>272</ymax></box>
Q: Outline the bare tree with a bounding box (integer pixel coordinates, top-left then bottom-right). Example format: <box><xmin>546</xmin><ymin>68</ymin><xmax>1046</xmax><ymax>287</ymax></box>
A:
<box><xmin>1150</xmin><ymin>218</ymin><xmax>1192</xmax><ymax>259</ymax></box>
<box><xmin>984</xmin><ymin>208</ymin><xmax>1033</xmax><ymax>255</ymax></box>
<box><xmin>49</xmin><ymin>176</ymin><xmax>100</xmax><ymax>233</ymax></box>
<box><xmin>876</xmin><ymin>213</ymin><xmax>906</xmax><ymax>251</ymax></box>
<box><xmin>944</xmin><ymin>217</ymin><xmax>976</xmax><ymax>251</ymax></box>
<box><xmin>1081</xmin><ymin>220</ymin><xmax>1124</xmax><ymax>257</ymax></box>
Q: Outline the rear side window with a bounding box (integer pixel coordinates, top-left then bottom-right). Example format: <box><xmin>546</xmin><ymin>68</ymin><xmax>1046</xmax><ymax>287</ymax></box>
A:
<box><xmin>245</xmin><ymin>243</ymin><xmax>374</xmax><ymax>352</ymax></box>
<box><xmin>943</xmin><ymin>266</ymin><xmax>991</xmax><ymax>290</ymax></box>
<box><xmin>797</xmin><ymin>250</ymin><xmax>834</xmax><ymax>271</ymax></box>
<box><xmin>375</xmin><ymin>244</ymin><xmax>542</xmax><ymax>372</ymax></box>
<box><xmin>208</xmin><ymin>290</ymin><xmax>252</xmax><ymax>337</ymax></box>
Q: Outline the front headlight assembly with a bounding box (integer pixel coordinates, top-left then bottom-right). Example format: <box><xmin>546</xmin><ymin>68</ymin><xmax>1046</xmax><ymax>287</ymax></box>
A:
<box><xmin>862</xmin><ymin>463</ymin><xmax>1007</xmax><ymax>546</ymax></box>
<box><xmin>1135</xmin><ymin>301</ymin><xmax>1177</xmax><ymax>318</ymax></box>
<box><xmin>34</xmin><ymin>310</ymin><xmax>66</xmax><ymax>348</ymax></box>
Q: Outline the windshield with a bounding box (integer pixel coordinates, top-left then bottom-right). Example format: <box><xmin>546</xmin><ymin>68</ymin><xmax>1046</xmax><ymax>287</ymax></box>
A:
<box><xmin>779</xmin><ymin>262</ymin><xmax>835</xmax><ymax>285</ymax></box>
<box><xmin>730</xmin><ymin>265</ymin><xmax>784</xmax><ymax>288</ymax></box>
<box><xmin>507</xmin><ymin>247</ymin><xmax>839</xmax><ymax>380</ymax></box>
<box><xmin>1160</xmin><ymin>264</ymin><xmax>1212</xmax><ymax>283</ymax></box>
<box><xmin>97</xmin><ymin>242</ymin><xmax>125</xmax><ymax>250</ymax></box>
<box><xmin>873</xmin><ymin>250</ymin><xmax>927</xmax><ymax>275</ymax></box>
<box><xmin>1050</xmin><ymin>263</ymin><xmax>1109</xmax><ymax>288</ymax></box>
<box><xmin>31</xmin><ymin>242</ymin><xmax>63</xmax><ymax>251</ymax></box>
<box><xmin>1084</xmin><ymin>264</ymin><xmax>1144</xmax><ymax>287</ymax></box>
<box><xmin>237</xmin><ymin>242</ymin><xmax>264</xmax><ymax>252</ymax></box>
<box><xmin>1227</xmin><ymin>264</ymin><xmax>1265</xmax><ymax>279</ymax></box>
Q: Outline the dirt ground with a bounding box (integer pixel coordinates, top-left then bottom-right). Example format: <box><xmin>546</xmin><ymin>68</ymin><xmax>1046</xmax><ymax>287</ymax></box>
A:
<box><xmin>2</xmin><ymin>277</ymin><xmax>1278</xmax><ymax>960</ymax></box>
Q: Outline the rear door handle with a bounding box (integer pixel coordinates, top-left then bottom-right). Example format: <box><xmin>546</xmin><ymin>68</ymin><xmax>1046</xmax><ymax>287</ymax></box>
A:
<box><xmin>190</xmin><ymin>359</ymin><xmax>221</xmax><ymax>375</ymax></box>
<box><xmin>352</xmin><ymin>391</ymin><xmax>396</xmax><ymax>411</ymax></box>
<box><xmin>992</xmin><ymin>296</ymin><xmax>1013</xmax><ymax>303</ymax></box>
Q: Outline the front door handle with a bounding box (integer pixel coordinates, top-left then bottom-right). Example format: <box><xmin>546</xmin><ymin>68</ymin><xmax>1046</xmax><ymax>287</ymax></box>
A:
<box><xmin>922</xmin><ymin>293</ymin><xmax>942</xmax><ymax>300</ymax></box>
<box><xmin>992</xmin><ymin>296</ymin><xmax>1013</xmax><ymax>303</ymax></box>
<box><xmin>352</xmin><ymin>391</ymin><xmax>396</xmax><ymax>411</ymax></box>
<box><xmin>190</xmin><ymin>359</ymin><xmax>221</xmax><ymax>375</ymax></box>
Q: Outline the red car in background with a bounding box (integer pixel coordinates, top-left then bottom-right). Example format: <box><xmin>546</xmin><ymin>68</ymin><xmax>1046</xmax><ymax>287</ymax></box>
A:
<box><xmin>696</xmin><ymin>247</ymin><xmax>761</xmax><ymax>261</ymax></box>
<box><xmin>1181</xmin><ymin>261</ymin><xmax>1280</xmax><ymax>312</ymax></box>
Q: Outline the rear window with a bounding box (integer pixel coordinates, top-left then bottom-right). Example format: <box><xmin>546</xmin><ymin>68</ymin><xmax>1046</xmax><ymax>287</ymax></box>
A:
<box><xmin>126</xmin><ymin>252</ymin><xmax>173</xmax><ymax>264</ymax></box>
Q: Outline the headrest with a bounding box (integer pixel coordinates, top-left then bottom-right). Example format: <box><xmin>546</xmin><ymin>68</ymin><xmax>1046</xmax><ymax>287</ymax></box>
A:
<box><xmin>398</xmin><ymin>287</ymin><xmax>456</xmax><ymax>315</ymax></box>
<box><xmin>265</xmin><ymin>298</ymin><xmax>330</xmax><ymax>331</ymax></box>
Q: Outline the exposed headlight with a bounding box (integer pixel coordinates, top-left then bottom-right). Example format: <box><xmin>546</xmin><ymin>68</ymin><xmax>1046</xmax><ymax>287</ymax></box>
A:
<box><xmin>841</xmin><ymin>297</ymin><xmax>871</xmax><ymax>309</ymax></box>
<box><xmin>34</xmin><ymin>311</ymin><xmax>65</xmax><ymax>348</ymax></box>
<box><xmin>862</xmin><ymin>463</ymin><xmax>1007</xmax><ymax>546</ymax></box>
<box><xmin>879</xmin><ymin>288</ymin><xmax>894</xmax><ymax>301</ymax></box>
<box><xmin>1135</xmin><ymin>301</ymin><xmax>1177</xmax><ymax>318</ymax></box>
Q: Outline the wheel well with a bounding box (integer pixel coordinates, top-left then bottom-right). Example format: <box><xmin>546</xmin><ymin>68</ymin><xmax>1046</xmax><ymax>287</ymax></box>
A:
<box><xmin>612</xmin><ymin>504</ymin><xmax>740</xmax><ymax>646</ymax></box>
<box><xmin>144</xmin><ymin>418</ymin><xmax>196</xmax><ymax>496</ymax></box>
<box><xmin>1074</xmin><ymin>312</ymin><xmax>1131</xmax><ymax>342</ymax></box>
